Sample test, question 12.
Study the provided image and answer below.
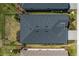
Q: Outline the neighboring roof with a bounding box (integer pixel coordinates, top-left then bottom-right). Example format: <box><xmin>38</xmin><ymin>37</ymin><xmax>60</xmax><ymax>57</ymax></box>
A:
<box><xmin>20</xmin><ymin>3</ymin><xmax>70</xmax><ymax>11</ymax></box>
<box><xmin>20</xmin><ymin>14</ymin><xmax>69</xmax><ymax>44</ymax></box>
<box><xmin>20</xmin><ymin>48</ymin><xmax>68</xmax><ymax>56</ymax></box>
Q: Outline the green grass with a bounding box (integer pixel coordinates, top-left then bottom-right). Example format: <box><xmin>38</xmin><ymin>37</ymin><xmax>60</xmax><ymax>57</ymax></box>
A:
<box><xmin>0</xmin><ymin>4</ymin><xmax>16</xmax><ymax>14</ymax></box>
<box><xmin>0</xmin><ymin>4</ymin><xmax>16</xmax><ymax>35</ymax></box>
<box><xmin>68</xmin><ymin>44</ymin><xmax>77</xmax><ymax>56</ymax></box>
<box><xmin>0</xmin><ymin>48</ymin><xmax>3</xmax><ymax>56</ymax></box>
<box><xmin>0</xmin><ymin>4</ymin><xmax>16</xmax><ymax>38</ymax></box>
<box><xmin>0</xmin><ymin>4</ymin><xmax>18</xmax><ymax>56</ymax></box>
<box><xmin>0</xmin><ymin>14</ymin><xmax>5</xmax><ymax>39</ymax></box>
<box><xmin>0</xmin><ymin>45</ymin><xmax>18</xmax><ymax>56</ymax></box>
<box><xmin>68</xmin><ymin>10</ymin><xmax>77</xmax><ymax>30</ymax></box>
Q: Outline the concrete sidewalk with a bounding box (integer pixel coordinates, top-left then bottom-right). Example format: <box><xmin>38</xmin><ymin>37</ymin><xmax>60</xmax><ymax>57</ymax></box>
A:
<box><xmin>20</xmin><ymin>48</ymin><xmax>68</xmax><ymax>56</ymax></box>
<box><xmin>68</xmin><ymin>30</ymin><xmax>77</xmax><ymax>40</ymax></box>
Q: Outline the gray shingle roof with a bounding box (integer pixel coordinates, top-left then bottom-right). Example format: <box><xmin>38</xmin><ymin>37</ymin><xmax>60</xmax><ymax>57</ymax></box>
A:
<box><xmin>20</xmin><ymin>3</ymin><xmax>70</xmax><ymax>11</ymax></box>
<box><xmin>20</xmin><ymin>14</ymin><xmax>69</xmax><ymax>44</ymax></box>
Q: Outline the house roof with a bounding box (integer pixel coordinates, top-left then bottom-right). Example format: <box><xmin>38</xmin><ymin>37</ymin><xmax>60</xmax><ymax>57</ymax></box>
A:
<box><xmin>20</xmin><ymin>3</ymin><xmax>70</xmax><ymax>11</ymax></box>
<box><xmin>20</xmin><ymin>14</ymin><xmax>69</xmax><ymax>44</ymax></box>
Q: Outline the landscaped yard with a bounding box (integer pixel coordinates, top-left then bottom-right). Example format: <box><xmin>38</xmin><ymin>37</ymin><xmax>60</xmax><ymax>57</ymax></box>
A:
<box><xmin>0</xmin><ymin>4</ymin><xmax>77</xmax><ymax>56</ymax></box>
<box><xmin>0</xmin><ymin>4</ymin><xmax>20</xmax><ymax>56</ymax></box>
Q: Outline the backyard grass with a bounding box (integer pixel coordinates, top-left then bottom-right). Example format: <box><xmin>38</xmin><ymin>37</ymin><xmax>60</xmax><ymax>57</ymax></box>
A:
<box><xmin>1</xmin><ymin>45</ymin><xmax>17</xmax><ymax>56</ymax></box>
<box><xmin>0</xmin><ymin>4</ymin><xmax>20</xmax><ymax>56</ymax></box>
<box><xmin>0</xmin><ymin>4</ymin><xmax>16</xmax><ymax>14</ymax></box>
<box><xmin>67</xmin><ymin>43</ymin><xmax>77</xmax><ymax>56</ymax></box>
<box><xmin>0</xmin><ymin>14</ymin><xmax>5</xmax><ymax>39</ymax></box>
<box><xmin>0</xmin><ymin>14</ymin><xmax>3</xmax><ymax>34</ymax></box>
<box><xmin>0</xmin><ymin>4</ymin><xmax>17</xmax><ymax>38</ymax></box>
